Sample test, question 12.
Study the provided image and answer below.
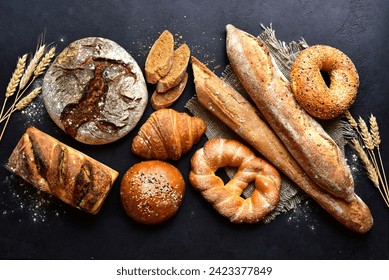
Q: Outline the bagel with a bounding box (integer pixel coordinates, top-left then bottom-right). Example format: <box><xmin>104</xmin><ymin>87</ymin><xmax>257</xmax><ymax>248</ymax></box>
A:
<box><xmin>290</xmin><ymin>45</ymin><xmax>359</xmax><ymax>119</ymax></box>
<box><xmin>189</xmin><ymin>138</ymin><xmax>281</xmax><ymax>223</ymax></box>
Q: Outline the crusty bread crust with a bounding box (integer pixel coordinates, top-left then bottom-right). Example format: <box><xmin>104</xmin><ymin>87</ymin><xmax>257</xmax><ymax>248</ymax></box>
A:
<box><xmin>151</xmin><ymin>72</ymin><xmax>188</xmax><ymax>110</ymax></box>
<box><xmin>43</xmin><ymin>37</ymin><xmax>148</xmax><ymax>145</ymax></box>
<box><xmin>226</xmin><ymin>24</ymin><xmax>354</xmax><ymax>202</ymax></box>
<box><xmin>191</xmin><ymin>56</ymin><xmax>373</xmax><ymax>233</ymax></box>
<box><xmin>290</xmin><ymin>45</ymin><xmax>359</xmax><ymax>119</ymax></box>
<box><xmin>7</xmin><ymin>127</ymin><xmax>118</xmax><ymax>214</ymax></box>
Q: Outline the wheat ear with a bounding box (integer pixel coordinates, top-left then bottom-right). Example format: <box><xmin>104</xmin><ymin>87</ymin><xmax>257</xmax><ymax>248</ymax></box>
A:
<box><xmin>347</xmin><ymin>111</ymin><xmax>389</xmax><ymax>208</ymax></box>
<box><xmin>369</xmin><ymin>114</ymin><xmax>388</xmax><ymax>202</ymax></box>
<box><xmin>0</xmin><ymin>87</ymin><xmax>42</xmax><ymax>142</ymax></box>
<box><xmin>0</xmin><ymin>54</ymin><xmax>28</xmax><ymax>120</ymax></box>
<box><xmin>15</xmin><ymin>87</ymin><xmax>42</xmax><ymax>111</ymax></box>
<box><xmin>34</xmin><ymin>46</ymin><xmax>56</xmax><ymax>77</ymax></box>
<box><xmin>352</xmin><ymin>138</ymin><xmax>389</xmax><ymax>207</ymax></box>
<box><xmin>18</xmin><ymin>44</ymin><xmax>46</xmax><ymax>91</ymax></box>
<box><xmin>0</xmin><ymin>38</ymin><xmax>55</xmax><ymax>145</ymax></box>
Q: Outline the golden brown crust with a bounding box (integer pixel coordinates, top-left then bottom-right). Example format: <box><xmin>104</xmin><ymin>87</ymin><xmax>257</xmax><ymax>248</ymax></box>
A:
<box><xmin>156</xmin><ymin>44</ymin><xmax>190</xmax><ymax>92</ymax></box>
<box><xmin>7</xmin><ymin>127</ymin><xmax>118</xmax><ymax>214</ymax></box>
<box><xmin>189</xmin><ymin>138</ymin><xmax>281</xmax><ymax>223</ymax></box>
<box><xmin>145</xmin><ymin>30</ymin><xmax>174</xmax><ymax>84</ymax></box>
<box><xmin>191</xmin><ymin>56</ymin><xmax>373</xmax><ymax>233</ymax></box>
<box><xmin>290</xmin><ymin>45</ymin><xmax>359</xmax><ymax>119</ymax></box>
<box><xmin>226</xmin><ymin>24</ymin><xmax>354</xmax><ymax>202</ymax></box>
<box><xmin>151</xmin><ymin>72</ymin><xmax>188</xmax><ymax>110</ymax></box>
<box><xmin>120</xmin><ymin>160</ymin><xmax>185</xmax><ymax>224</ymax></box>
<box><xmin>131</xmin><ymin>108</ymin><xmax>206</xmax><ymax>160</ymax></box>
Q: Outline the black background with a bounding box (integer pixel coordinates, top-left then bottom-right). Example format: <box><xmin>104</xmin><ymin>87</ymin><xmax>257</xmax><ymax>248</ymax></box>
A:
<box><xmin>0</xmin><ymin>0</ymin><xmax>388</xmax><ymax>260</ymax></box>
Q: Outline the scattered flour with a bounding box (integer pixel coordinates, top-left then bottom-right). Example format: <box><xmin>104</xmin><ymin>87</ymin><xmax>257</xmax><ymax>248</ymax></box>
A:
<box><xmin>286</xmin><ymin>200</ymin><xmax>319</xmax><ymax>232</ymax></box>
<box><xmin>1</xmin><ymin>175</ymin><xmax>66</xmax><ymax>223</ymax></box>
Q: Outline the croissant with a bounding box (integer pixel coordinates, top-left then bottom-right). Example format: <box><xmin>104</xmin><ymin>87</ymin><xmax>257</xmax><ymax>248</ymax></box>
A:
<box><xmin>131</xmin><ymin>108</ymin><xmax>207</xmax><ymax>160</ymax></box>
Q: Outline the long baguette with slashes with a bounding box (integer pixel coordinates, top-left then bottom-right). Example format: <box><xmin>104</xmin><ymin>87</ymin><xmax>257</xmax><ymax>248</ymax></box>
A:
<box><xmin>225</xmin><ymin>24</ymin><xmax>354</xmax><ymax>202</ymax></box>
<box><xmin>191</xmin><ymin>56</ymin><xmax>373</xmax><ymax>233</ymax></box>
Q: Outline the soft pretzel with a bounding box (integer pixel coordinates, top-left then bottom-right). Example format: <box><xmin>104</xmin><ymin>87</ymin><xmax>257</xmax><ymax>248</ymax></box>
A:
<box><xmin>189</xmin><ymin>138</ymin><xmax>281</xmax><ymax>223</ymax></box>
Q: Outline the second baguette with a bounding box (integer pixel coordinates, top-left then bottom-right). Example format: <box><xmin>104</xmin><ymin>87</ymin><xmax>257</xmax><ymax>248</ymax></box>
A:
<box><xmin>226</xmin><ymin>24</ymin><xmax>354</xmax><ymax>202</ymax></box>
<box><xmin>191</xmin><ymin>56</ymin><xmax>373</xmax><ymax>233</ymax></box>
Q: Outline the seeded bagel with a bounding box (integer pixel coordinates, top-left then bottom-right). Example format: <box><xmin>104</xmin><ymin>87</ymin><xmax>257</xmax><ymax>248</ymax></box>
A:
<box><xmin>290</xmin><ymin>45</ymin><xmax>359</xmax><ymax>119</ymax></box>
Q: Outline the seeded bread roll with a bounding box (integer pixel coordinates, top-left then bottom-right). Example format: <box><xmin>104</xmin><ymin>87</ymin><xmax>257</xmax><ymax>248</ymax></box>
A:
<box><xmin>120</xmin><ymin>160</ymin><xmax>185</xmax><ymax>224</ymax></box>
<box><xmin>43</xmin><ymin>37</ymin><xmax>148</xmax><ymax>145</ymax></box>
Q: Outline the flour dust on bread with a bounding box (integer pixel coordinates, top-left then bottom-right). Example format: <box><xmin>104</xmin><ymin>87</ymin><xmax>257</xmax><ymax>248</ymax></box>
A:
<box><xmin>43</xmin><ymin>37</ymin><xmax>148</xmax><ymax>145</ymax></box>
<box><xmin>225</xmin><ymin>24</ymin><xmax>355</xmax><ymax>202</ymax></box>
<box><xmin>7</xmin><ymin>127</ymin><xmax>119</xmax><ymax>214</ymax></box>
<box><xmin>191</xmin><ymin>56</ymin><xmax>373</xmax><ymax>233</ymax></box>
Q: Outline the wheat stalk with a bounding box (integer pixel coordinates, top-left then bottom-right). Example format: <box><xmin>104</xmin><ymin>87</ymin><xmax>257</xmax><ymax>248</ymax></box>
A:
<box><xmin>369</xmin><ymin>114</ymin><xmax>388</xmax><ymax>200</ymax></box>
<box><xmin>15</xmin><ymin>87</ymin><xmax>42</xmax><ymax>111</ymax></box>
<box><xmin>370</xmin><ymin>115</ymin><xmax>381</xmax><ymax>147</ymax></box>
<box><xmin>19</xmin><ymin>44</ymin><xmax>46</xmax><ymax>91</ymax></box>
<box><xmin>34</xmin><ymin>46</ymin><xmax>56</xmax><ymax>77</ymax></box>
<box><xmin>351</xmin><ymin>138</ymin><xmax>380</xmax><ymax>188</ymax></box>
<box><xmin>0</xmin><ymin>38</ymin><xmax>56</xmax><ymax>144</ymax></box>
<box><xmin>5</xmin><ymin>54</ymin><xmax>28</xmax><ymax>98</ymax></box>
<box><xmin>0</xmin><ymin>54</ymin><xmax>28</xmax><ymax>120</ymax></box>
<box><xmin>345</xmin><ymin>110</ymin><xmax>358</xmax><ymax>130</ymax></box>
<box><xmin>346</xmin><ymin>111</ymin><xmax>389</xmax><ymax>208</ymax></box>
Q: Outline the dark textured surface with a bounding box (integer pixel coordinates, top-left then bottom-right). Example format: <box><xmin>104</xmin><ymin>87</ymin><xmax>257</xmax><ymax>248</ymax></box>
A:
<box><xmin>0</xmin><ymin>0</ymin><xmax>388</xmax><ymax>260</ymax></box>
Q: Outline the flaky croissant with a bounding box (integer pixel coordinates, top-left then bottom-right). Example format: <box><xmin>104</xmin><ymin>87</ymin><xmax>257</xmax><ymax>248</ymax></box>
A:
<box><xmin>131</xmin><ymin>108</ymin><xmax>207</xmax><ymax>160</ymax></box>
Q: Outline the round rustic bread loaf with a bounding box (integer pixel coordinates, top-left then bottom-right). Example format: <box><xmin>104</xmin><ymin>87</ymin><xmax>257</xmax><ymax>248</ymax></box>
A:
<box><xmin>120</xmin><ymin>160</ymin><xmax>185</xmax><ymax>225</ymax></box>
<box><xmin>43</xmin><ymin>37</ymin><xmax>148</xmax><ymax>144</ymax></box>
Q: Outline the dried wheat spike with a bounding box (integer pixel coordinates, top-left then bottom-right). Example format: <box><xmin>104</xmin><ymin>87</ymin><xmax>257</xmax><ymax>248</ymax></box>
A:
<box><xmin>5</xmin><ymin>54</ymin><xmax>28</xmax><ymax>98</ymax></box>
<box><xmin>358</xmin><ymin>116</ymin><xmax>374</xmax><ymax>150</ymax></box>
<box><xmin>15</xmin><ymin>87</ymin><xmax>42</xmax><ymax>111</ymax></box>
<box><xmin>34</xmin><ymin>46</ymin><xmax>56</xmax><ymax>77</ymax></box>
<box><xmin>369</xmin><ymin>114</ymin><xmax>381</xmax><ymax>147</ymax></box>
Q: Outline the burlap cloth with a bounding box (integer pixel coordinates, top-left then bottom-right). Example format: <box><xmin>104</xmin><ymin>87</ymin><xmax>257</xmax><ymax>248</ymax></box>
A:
<box><xmin>185</xmin><ymin>24</ymin><xmax>349</xmax><ymax>223</ymax></box>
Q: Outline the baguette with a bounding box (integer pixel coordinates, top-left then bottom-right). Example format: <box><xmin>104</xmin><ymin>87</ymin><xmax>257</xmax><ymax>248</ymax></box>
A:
<box><xmin>7</xmin><ymin>127</ymin><xmax>119</xmax><ymax>214</ymax></box>
<box><xmin>191</xmin><ymin>56</ymin><xmax>373</xmax><ymax>233</ymax></box>
<box><xmin>225</xmin><ymin>24</ymin><xmax>354</xmax><ymax>202</ymax></box>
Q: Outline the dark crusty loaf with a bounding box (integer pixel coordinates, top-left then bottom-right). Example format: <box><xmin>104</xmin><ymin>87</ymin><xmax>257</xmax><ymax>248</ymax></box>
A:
<box><xmin>43</xmin><ymin>37</ymin><xmax>148</xmax><ymax>145</ymax></box>
<box><xmin>7</xmin><ymin>127</ymin><xmax>119</xmax><ymax>214</ymax></box>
